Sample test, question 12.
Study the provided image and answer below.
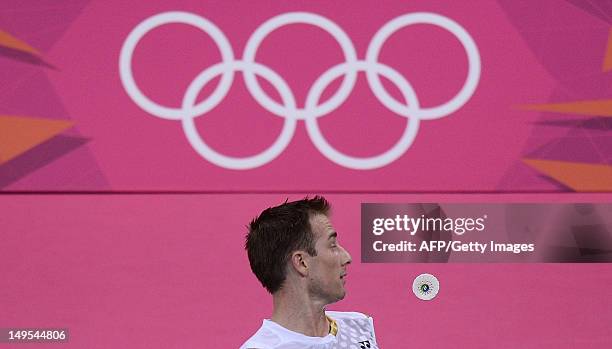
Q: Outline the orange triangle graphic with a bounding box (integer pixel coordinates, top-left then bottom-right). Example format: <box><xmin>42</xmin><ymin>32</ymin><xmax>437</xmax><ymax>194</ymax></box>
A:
<box><xmin>520</xmin><ymin>100</ymin><xmax>612</xmax><ymax>117</ymax></box>
<box><xmin>523</xmin><ymin>158</ymin><xmax>612</xmax><ymax>192</ymax></box>
<box><xmin>604</xmin><ymin>27</ymin><xmax>612</xmax><ymax>72</ymax></box>
<box><xmin>0</xmin><ymin>29</ymin><xmax>40</xmax><ymax>56</ymax></box>
<box><xmin>0</xmin><ymin>115</ymin><xmax>74</xmax><ymax>165</ymax></box>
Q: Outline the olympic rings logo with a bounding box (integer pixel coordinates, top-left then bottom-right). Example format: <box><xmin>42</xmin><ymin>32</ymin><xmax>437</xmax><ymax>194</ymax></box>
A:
<box><xmin>119</xmin><ymin>11</ymin><xmax>480</xmax><ymax>170</ymax></box>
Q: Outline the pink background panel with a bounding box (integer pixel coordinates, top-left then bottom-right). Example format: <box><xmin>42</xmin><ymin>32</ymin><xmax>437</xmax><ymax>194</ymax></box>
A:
<box><xmin>2</xmin><ymin>193</ymin><xmax>612</xmax><ymax>348</ymax></box>
<box><xmin>42</xmin><ymin>0</ymin><xmax>555</xmax><ymax>191</ymax></box>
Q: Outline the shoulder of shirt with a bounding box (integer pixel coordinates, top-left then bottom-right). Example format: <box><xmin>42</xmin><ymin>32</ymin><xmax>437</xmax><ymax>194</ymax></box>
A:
<box><xmin>239</xmin><ymin>338</ymin><xmax>278</xmax><ymax>349</ymax></box>
<box><xmin>325</xmin><ymin>310</ymin><xmax>373</xmax><ymax>320</ymax></box>
<box><xmin>239</xmin><ymin>322</ymin><xmax>282</xmax><ymax>349</ymax></box>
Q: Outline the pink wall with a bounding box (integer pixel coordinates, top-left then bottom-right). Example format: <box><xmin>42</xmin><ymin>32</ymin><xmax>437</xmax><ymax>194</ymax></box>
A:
<box><xmin>1</xmin><ymin>1</ymin><xmax>612</xmax><ymax>347</ymax></box>
<box><xmin>2</xmin><ymin>194</ymin><xmax>612</xmax><ymax>347</ymax></box>
<box><xmin>2</xmin><ymin>0</ymin><xmax>609</xmax><ymax>191</ymax></box>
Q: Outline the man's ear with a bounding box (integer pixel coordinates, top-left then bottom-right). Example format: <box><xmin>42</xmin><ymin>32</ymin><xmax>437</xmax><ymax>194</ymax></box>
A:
<box><xmin>290</xmin><ymin>251</ymin><xmax>309</xmax><ymax>277</ymax></box>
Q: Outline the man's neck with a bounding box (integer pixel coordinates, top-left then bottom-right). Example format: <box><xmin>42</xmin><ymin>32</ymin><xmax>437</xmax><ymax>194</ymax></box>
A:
<box><xmin>270</xmin><ymin>288</ymin><xmax>330</xmax><ymax>337</ymax></box>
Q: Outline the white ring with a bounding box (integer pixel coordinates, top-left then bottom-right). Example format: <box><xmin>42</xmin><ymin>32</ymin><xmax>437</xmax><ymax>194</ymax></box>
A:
<box><xmin>242</xmin><ymin>12</ymin><xmax>358</xmax><ymax>120</ymax></box>
<box><xmin>119</xmin><ymin>11</ymin><xmax>235</xmax><ymax>120</ymax></box>
<box><xmin>305</xmin><ymin>61</ymin><xmax>420</xmax><ymax>170</ymax></box>
<box><xmin>366</xmin><ymin>12</ymin><xmax>480</xmax><ymax>120</ymax></box>
<box><xmin>182</xmin><ymin>61</ymin><xmax>297</xmax><ymax>170</ymax></box>
<box><xmin>120</xmin><ymin>11</ymin><xmax>481</xmax><ymax>170</ymax></box>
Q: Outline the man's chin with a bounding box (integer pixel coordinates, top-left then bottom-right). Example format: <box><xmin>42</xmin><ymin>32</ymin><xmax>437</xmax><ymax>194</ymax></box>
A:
<box><xmin>324</xmin><ymin>290</ymin><xmax>346</xmax><ymax>304</ymax></box>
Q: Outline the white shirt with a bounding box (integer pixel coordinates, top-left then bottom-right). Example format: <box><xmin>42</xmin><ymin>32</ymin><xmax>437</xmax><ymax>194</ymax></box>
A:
<box><xmin>240</xmin><ymin>311</ymin><xmax>379</xmax><ymax>349</ymax></box>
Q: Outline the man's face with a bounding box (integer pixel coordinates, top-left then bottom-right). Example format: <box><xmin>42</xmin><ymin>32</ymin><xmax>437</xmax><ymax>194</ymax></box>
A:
<box><xmin>307</xmin><ymin>214</ymin><xmax>352</xmax><ymax>303</ymax></box>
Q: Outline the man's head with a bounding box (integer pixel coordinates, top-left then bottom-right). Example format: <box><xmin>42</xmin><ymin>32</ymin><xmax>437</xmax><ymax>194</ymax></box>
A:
<box><xmin>246</xmin><ymin>196</ymin><xmax>352</xmax><ymax>302</ymax></box>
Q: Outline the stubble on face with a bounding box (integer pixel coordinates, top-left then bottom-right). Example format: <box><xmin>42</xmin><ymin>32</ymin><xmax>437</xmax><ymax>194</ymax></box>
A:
<box><xmin>307</xmin><ymin>214</ymin><xmax>350</xmax><ymax>304</ymax></box>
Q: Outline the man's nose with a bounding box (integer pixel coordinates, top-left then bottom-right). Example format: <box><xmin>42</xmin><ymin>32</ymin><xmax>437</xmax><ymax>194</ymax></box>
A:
<box><xmin>340</xmin><ymin>245</ymin><xmax>352</xmax><ymax>265</ymax></box>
